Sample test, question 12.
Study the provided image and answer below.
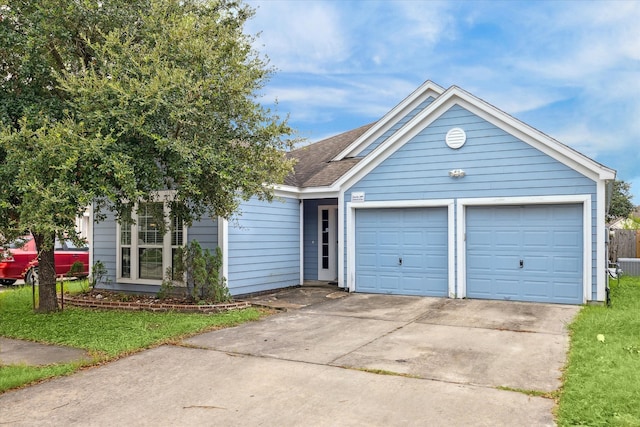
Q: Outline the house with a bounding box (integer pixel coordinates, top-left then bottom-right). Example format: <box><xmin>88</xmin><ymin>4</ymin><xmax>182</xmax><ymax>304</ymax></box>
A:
<box><xmin>90</xmin><ymin>81</ymin><xmax>616</xmax><ymax>304</ymax></box>
<box><xmin>608</xmin><ymin>206</ymin><xmax>640</xmax><ymax>229</ymax></box>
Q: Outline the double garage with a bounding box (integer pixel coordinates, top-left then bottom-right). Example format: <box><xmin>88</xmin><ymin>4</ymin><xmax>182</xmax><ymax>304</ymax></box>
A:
<box><xmin>354</xmin><ymin>202</ymin><xmax>584</xmax><ymax>305</ymax></box>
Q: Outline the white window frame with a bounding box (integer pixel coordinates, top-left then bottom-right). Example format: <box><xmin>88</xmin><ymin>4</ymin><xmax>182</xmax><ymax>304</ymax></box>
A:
<box><xmin>116</xmin><ymin>192</ymin><xmax>187</xmax><ymax>285</ymax></box>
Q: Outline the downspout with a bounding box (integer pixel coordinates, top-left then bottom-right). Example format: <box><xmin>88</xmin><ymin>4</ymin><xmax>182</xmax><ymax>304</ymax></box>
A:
<box><xmin>604</xmin><ymin>179</ymin><xmax>615</xmax><ymax>306</ymax></box>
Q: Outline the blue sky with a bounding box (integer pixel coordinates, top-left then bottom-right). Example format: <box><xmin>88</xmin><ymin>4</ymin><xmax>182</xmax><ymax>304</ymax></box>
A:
<box><xmin>246</xmin><ymin>0</ymin><xmax>640</xmax><ymax>202</ymax></box>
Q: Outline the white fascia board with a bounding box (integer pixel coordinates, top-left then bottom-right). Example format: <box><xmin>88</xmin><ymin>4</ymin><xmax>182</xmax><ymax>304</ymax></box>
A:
<box><xmin>298</xmin><ymin>187</ymin><xmax>341</xmax><ymax>199</ymax></box>
<box><xmin>332</xmin><ymin>80</ymin><xmax>445</xmax><ymax>161</ymax></box>
<box><xmin>272</xmin><ymin>185</ymin><xmax>302</xmax><ymax>199</ymax></box>
<box><xmin>273</xmin><ymin>184</ymin><xmax>341</xmax><ymax>200</ymax></box>
<box><xmin>336</xmin><ymin>86</ymin><xmax>615</xmax><ymax>191</ymax></box>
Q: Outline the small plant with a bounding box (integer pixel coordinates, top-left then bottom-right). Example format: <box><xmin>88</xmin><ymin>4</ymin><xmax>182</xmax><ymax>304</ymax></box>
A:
<box><xmin>157</xmin><ymin>268</ymin><xmax>177</xmax><ymax>300</ymax></box>
<box><xmin>67</xmin><ymin>261</ymin><xmax>85</xmax><ymax>277</ymax></box>
<box><xmin>168</xmin><ymin>240</ymin><xmax>230</xmax><ymax>304</ymax></box>
<box><xmin>90</xmin><ymin>260</ymin><xmax>108</xmax><ymax>290</ymax></box>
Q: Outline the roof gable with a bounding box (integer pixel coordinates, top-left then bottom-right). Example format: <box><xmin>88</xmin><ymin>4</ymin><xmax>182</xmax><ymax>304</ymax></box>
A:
<box><xmin>336</xmin><ymin>85</ymin><xmax>615</xmax><ymax>189</ymax></box>
<box><xmin>281</xmin><ymin>82</ymin><xmax>615</xmax><ymax>193</ymax></box>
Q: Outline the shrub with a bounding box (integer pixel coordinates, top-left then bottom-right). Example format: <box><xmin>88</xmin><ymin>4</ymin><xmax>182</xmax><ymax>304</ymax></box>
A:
<box><xmin>164</xmin><ymin>240</ymin><xmax>230</xmax><ymax>303</ymax></box>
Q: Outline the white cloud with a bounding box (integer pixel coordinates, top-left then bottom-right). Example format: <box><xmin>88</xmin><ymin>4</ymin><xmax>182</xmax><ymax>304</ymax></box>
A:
<box><xmin>247</xmin><ymin>1</ymin><xmax>349</xmax><ymax>73</ymax></box>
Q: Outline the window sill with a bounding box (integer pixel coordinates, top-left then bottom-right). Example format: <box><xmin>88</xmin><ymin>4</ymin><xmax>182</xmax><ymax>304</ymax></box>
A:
<box><xmin>116</xmin><ymin>278</ymin><xmax>164</xmax><ymax>286</ymax></box>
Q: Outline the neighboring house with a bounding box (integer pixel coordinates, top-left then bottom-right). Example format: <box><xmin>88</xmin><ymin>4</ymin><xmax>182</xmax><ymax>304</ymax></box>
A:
<box><xmin>91</xmin><ymin>81</ymin><xmax>616</xmax><ymax>304</ymax></box>
<box><xmin>608</xmin><ymin>206</ymin><xmax>640</xmax><ymax>229</ymax></box>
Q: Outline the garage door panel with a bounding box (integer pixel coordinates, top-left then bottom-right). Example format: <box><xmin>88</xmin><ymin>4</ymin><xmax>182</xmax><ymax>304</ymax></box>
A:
<box><xmin>379</xmin><ymin>231</ymin><xmax>400</xmax><ymax>246</ymax></box>
<box><xmin>378</xmin><ymin>252</ymin><xmax>401</xmax><ymax>268</ymax></box>
<box><xmin>553</xmin><ymin>257</ymin><xmax>581</xmax><ymax>274</ymax></box>
<box><xmin>357</xmin><ymin>231</ymin><xmax>378</xmax><ymax>246</ymax></box>
<box><xmin>525</xmin><ymin>256</ymin><xmax>551</xmax><ymax>273</ymax></box>
<box><xmin>523</xmin><ymin>231</ymin><xmax>551</xmax><ymax>248</ymax></box>
<box><xmin>495</xmin><ymin>231</ymin><xmax>520</xmax><ymax>247</ymax></box>
<box><xmin>493</xmin><ymin>256</ymin><xmax>521</xmax><ymax>273</ymax></box>
<box><xmin>467</xmin><ymin>230</ymin><xmax>492</xmax><ymax>246</ymax></box>
<box><xmin>521</xmin><ymin>280</ymin><xmax>550</xmax><ymax>299</ymax></box>
<box><xmin>401</xmin><ymin>276</ymin><xmax>425</xmax><ymax>292</ymax></box>
<box><xmin>357</xmin><ymin>252</ymin><xmax>377</xmax><ymax>268</ymax></box>
<box><xmin>355</xmin><ymin>207</ymin><xmax>448</xmax><ymax>297</ymax></box>
<box><xmin>424</xmin><ymin>253</ymin><xmax>447</xmax><ymax>269</ymax></box>
<box><xmin>494</xmin><ymin>279</ymin><xmax>520</xmax><ymax>298</ymax></box>
<box><xmin>554</xmin><ymin>231</ymin><xmax>581</xmax><ymax>248</ymax></box>
<box><xmin>552</xmin><ymin>280</ymin><xmax>581</xmax><ymax>301</ymax></box>
<box><xmin>467</xmin><ymin>204</ymin><xmax>582</xmax><ymax>304</ymax></box>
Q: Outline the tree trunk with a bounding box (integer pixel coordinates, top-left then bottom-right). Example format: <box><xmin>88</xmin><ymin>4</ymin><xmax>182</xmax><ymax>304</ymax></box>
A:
<box><xmin>33</xmin><ymin>232</ymin><xmax>58</xmax><ymax>313</ymax></box>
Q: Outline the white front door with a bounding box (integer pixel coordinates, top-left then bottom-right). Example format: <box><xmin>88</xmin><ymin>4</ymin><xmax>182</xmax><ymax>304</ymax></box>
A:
<box><xmin>318</xmin><ymin>206</ymin><xmax>338</xmax><ymax>281</ymax></box>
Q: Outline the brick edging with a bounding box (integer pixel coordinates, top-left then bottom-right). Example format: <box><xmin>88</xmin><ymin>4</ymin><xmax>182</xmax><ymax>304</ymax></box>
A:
<box><xmin>58</xmin><ymin>295</ymin><xmax>251</xmax><ymax>313</ymax></box>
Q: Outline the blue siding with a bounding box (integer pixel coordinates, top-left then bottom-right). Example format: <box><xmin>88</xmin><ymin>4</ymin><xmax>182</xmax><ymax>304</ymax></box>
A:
<box><xmin>357</xmin><ymin>97</ymin><xmax>435</xmax><ymax>157</ymax></box>
<box><xmin>92</xmin><ymin>208</ymin><xmax>117</xmax><ymax>286</ymax></box>
<box><xmin>188</xmin><ymin>217</ymin><xmax>218</xmax><ymax>252</ymax></box>
<box><xmin>347</xmin><ymin>104</ymin><xmax>598</xmax><ymax>299</ymax></box>
<box><xmin>227</xmin><ymin>197</ymin><xmax>300</xmax><ymax>295</ymax></box>
<box><xmin>303</xmin><ymin>198</ymin><xmax>338</xmax><ymax>280</ymax></box>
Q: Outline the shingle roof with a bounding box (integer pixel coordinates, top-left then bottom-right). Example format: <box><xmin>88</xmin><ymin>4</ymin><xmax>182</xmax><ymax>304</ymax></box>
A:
<box><xmin>285</xmin><ymin>122</ymin><xmax>375</xmax><ymax>187</ymax></box>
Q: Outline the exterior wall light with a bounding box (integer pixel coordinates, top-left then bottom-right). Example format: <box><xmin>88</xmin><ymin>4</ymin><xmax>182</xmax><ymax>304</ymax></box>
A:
<box><xmin>449</xmin><ymin>169</ymin><xmax>466</xmax><ymax>178</ymax></box>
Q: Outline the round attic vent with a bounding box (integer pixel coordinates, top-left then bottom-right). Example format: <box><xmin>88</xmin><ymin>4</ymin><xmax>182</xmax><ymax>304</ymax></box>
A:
<box><xmin>445</xmin><ymin>128</ymin><xmax>466</xmax><ymax>149</ymax></box>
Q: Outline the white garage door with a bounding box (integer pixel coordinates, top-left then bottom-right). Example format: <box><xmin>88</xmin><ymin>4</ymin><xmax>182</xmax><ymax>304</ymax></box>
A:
<box><xmin>466</xmin><ymin>204</ymin><xmax>583</xmax><ymax>304</ymax></box>
<box><xmin>355</xmin><ymin>207</ymin><xmax>448</xmax><ymax>296</ymax></box>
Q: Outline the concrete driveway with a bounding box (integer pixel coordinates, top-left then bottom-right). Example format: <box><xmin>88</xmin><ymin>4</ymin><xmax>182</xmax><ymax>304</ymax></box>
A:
<box><xmin>0</xmin><ymin>294</ymin><xmax>579</xmax><ymax>426</ymax></box>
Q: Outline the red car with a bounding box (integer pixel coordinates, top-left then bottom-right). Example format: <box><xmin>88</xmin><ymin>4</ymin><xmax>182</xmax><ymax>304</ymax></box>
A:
<box><xmin>0</xmin><ymin>236</ymin><xmax>89</xmax><ymax>286</ymax></box>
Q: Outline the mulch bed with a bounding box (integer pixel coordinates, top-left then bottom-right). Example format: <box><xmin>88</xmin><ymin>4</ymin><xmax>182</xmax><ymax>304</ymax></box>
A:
<box><xmin>59</xmin><ymin>290</ymin><xmax>250</xmax><ymax>313</ymax></box>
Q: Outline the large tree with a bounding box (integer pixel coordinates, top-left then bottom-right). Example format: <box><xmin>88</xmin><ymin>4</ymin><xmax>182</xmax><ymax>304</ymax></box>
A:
<box><xmin>0</xmin><ymin>0</ymin><xmax>295</xmax><ymax>312</ymax></box>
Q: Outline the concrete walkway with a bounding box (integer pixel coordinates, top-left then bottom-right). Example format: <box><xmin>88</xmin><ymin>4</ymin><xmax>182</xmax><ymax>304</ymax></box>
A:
<box><xmin>0</xmin><ymin>338</ymin><xmax>91</xmax><ymax>366</ymax></box>
<box><xmin>0</xmin><ymin>291</ymin><xmax>580</xmax><ymax>426</ymax></box>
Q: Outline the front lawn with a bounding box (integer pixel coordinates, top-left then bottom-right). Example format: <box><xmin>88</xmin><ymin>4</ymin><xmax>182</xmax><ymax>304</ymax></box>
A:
<box><xmin>0</xmin><ymin>281</ymin><xmax>267</xmax><ymax>393</ymax></box>
<box><xmin>557</xmin><ymin>275</ymin><xmax>640</xmax><ymax>426</ymax></box>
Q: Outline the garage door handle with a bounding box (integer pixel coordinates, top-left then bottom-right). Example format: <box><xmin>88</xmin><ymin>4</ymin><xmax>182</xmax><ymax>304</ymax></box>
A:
<box><xmin>398</xmin><ymin>257</ymin><xmax>403</xmax><ymax>266</ymax></box>
<box><xmin>519</xmin><ymin>259</ymin><xmax>524</xmax><ymax>268</ymax></box>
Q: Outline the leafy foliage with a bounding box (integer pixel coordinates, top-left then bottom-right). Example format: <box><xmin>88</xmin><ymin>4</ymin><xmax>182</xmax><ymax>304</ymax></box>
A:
<box><xmin>165</xmin><ymin>240</ymin><xmax>230</xmax><ymax>303</ymax></box>
<box><xmin>608</xmin><ymin>180</ymin><xmax>635</xmax><ymax>222</ymax></box>
<box><xmin>0</xmin><ymin>0</ymin><xmax>295</xmax><ymax>311</ymax></box>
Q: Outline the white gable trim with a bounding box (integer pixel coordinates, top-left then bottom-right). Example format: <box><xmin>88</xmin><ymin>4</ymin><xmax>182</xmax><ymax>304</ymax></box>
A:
<box><xmin>337</xmin><ymin>86</ymin><xmax>615</xmax><ymax>191</ymax></box>
<box><xmin>332</xmin><ymin>80</ymin><xmax>445</xmax><ymax>161</ymax></box>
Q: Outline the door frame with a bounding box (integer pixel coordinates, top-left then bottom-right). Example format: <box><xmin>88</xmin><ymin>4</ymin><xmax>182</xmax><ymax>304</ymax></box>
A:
<box><xmin>456</xmin><ymin>195</ymin><xmax>591</xmax><ymax>303</ymax></box>
<box><xmin>318</xmin><ymin>206</ymin><xmax>338</xmax><ymax>281</ymax></box>
<box><xmin>346</xmin><ymin>199</ymin><xmax>455</xmax><ymax>294</ymax></box>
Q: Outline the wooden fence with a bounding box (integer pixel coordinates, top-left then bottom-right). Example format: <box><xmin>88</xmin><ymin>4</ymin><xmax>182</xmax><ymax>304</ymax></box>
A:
<box><xmin>609</xmin><ymin>229</ymin><xmax>640</xmax><ymax>261</ymax></box>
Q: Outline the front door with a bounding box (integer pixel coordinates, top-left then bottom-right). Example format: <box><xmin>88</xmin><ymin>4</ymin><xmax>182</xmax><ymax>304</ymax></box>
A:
<box><xmin>318</xmin><ymin>206</ymin><xmax>338</xmax><ymax>281</ymax></box>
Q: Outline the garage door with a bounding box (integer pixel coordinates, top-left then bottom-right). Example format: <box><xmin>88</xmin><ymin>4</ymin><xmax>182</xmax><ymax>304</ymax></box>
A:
<box><xmin>355</xmin><ymin>207</ymin><xmax>448</xmax><ymax>296</ymax></box>
<box><xmin>466</xmin><ymin>204</ymin><xmax>583</xmax><ymax>304</ymax></box>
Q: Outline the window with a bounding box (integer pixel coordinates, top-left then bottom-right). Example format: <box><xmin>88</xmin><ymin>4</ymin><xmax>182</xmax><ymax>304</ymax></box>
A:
<box><xmin>117</xmin><ymin>199</ymin><xmax>185</xmax><ymax>284</ymax></box>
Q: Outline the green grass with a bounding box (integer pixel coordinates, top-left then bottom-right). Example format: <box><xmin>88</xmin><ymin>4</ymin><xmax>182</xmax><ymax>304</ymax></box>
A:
<box><xmin>557</xmin><ymin>276</ymin><xmax>640</xmax><ymax>426</ymax></box>
<box><xmin>0</xmin><ymin>281</ymin><xmax>268</xmax><ymax>393</ymax></box>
